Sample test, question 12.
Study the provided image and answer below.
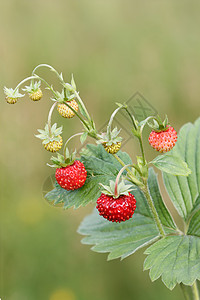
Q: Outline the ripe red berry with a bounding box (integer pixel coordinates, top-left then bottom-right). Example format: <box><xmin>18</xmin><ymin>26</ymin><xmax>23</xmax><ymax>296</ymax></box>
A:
<box><xmin>55</xmin><ymin>160</ymin><xmax>87</xmax><ymax>190</ymax></box>
<box><xmin>148</xmin><ymin>126</ymin><xmax>177</xmax><ymax>153</ymax></box>
<box><xmin>96</xmin><ymin>192</ymin><xmax>136</xmax><ymax>223</ymax></box>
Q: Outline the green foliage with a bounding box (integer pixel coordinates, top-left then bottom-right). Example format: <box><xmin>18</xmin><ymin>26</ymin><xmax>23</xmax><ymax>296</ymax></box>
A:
<box><xmin>145</xmin><ymin>118</ymin><xmax>200</xmax><ymax>289</ymax></box>
<box><xmin>78</xmin><ymin>210</ymin><xmax>160</xmax><ymax>261</ymax></box>
<box><xmin>45</xmin><ymin>144</ymin><xmax>132</xmax><ymax>208</ymax></box>
<box><xmin>144</xmin><ymin>236</ymin><xmax>200</xmax><ymax>290</ymax></box>
<box><xmin>163</xmin><ymin>117</ymin><xmax>200</xmax><ymax>220</ymax></box>
<box><xmin>76</xmin><ymin>119</ymin><xmax>200</xmax><ymax>291</ymax></box>
<box><xmin>151</xmin><ymin>154</ymin><xmax>191</xmax><ymax>176</ymax></box>
<box><xmin>78</xmin><ymin>164</ymin><xmax>177</xmax><ymax>260</ymax></box>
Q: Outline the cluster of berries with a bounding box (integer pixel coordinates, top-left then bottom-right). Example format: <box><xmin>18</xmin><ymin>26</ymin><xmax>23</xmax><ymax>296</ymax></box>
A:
<box><xmin>4</xmin><ymin>65</ymin><xmax>177</xmax><ymax>223</ymax></box>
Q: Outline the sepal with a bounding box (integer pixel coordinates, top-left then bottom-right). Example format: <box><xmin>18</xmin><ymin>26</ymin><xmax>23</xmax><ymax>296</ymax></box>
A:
<box><xmin>4</xmin><ymin>87</ymin><xmax>25</xmax><ymax>98</ymax></box>
<box><xmin>35</xmin><ymin>123</ymin><xmax>63</xmax><ymax>144</ymax></box>
<box><xmin>99</xmin><ymin>180</ymin><xmax>134</xmax><ymax>198</ymax></box>
<box><xmin>22</xmin><ymin>81</ymin><xmax>41</xmax><ymax>93</ymax></box>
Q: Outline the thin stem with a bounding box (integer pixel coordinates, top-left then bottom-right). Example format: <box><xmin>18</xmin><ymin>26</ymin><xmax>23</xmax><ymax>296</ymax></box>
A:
<box><xmin>121</xmin><ymin>106</ymin><xmax>146</xmax><ymax>164</ymax></box>
<box><xmin>107</xmin><ymin>106</ymin><xmax>122</xmax><ymax>139</ymax></box>
<box><xmin>34</xmin><ymin>75</ymin><xmax>58</xmax><ymax>98</ymax></box>
<box><xmin>114</xmin><ymin>164</ymin><xmax>134</xmax><ymax>197</ymax></box>
<box><xmin>63</xmin><ymin>133</ymin><xmax>83</xmax><ymax>159</ymax></box>
<box><xmin>32</xmin><ymin>64</ymin><xmax>60</xmax><ymax>79</ymax></box>
<box><xmin>123</xmin><ymin>107</ymin><xmax>137</xmax><ymax>130</ymax></box>
<box><xmin>138</xmin><ymin>136</ymin><xmax>146</xmax><ymax>165</ymax></box>
<box><xmin>74</xmin><ymin>91</ymin><xmax>91</xmax><ymax>122</ymax></box>
<box><xmin>47</xmin><ymin>102</ymin><xmax>57</xmax><ymax>137</ymax></box>
<box><xmin>113</xmin><ymin>154</ymin><xmax>143</xmax><ymax>187</ymax></box>
<box><xmin>191</xmin><ymin>281</ymin><xmax>200</xmax><ymax>300</ymax></box>
<box><xmin>14</xmin><ymin>76</ymin><xmax>38</xmax><ymax>92</ymax></box>
<box><xmin>180</xmin><ymin>283</ymin><xmax>190</xmax><ymax>300</ymax></box>
<box><xmin>63</xmin><ymin>101</ymin><xmax>90</xmax><ymax>130</ymax></box>
<box><xmin>142</xmin><ymin>184</ymin><xmax>165</xmax><ymax>237</ymax></box>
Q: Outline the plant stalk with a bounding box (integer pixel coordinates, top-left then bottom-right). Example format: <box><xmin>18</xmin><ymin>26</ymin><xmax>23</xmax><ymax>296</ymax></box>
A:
<box><xmin>74</xmin><ymin>91</ymin><xmax>91</xmax><ymax>122</ymax></box>
<box><xmin>63</xmin><ymin>133</ymin><xmax>83</xmax><ymax>160</ymax></box>
<box><xmin>138</xmin><ymin>136</ymin><xmax>146</xmax><ymax>165</ymax></box>
<box><xmin>113</xmin><ymin>154</ymin><xmax>143</xmax><ymax>187</ymax></box>
<box><xmin>191</xmin><ymin>281</ymin><xmax>200</xmax><ymax>300</ymax></box>
<box><xmin>47</xmin><ymin>102</ymin><xmax>57</xmax><ymax>137</ymax></box>
<box><xmin>142</xmin><ymin>184</ymin><xmax>166</xmax><ymax>237</ymax></box>
<box><xmin>14</xmin><ymin>76</ymin><xmax>38</xmax><ymax>92</ymax></box>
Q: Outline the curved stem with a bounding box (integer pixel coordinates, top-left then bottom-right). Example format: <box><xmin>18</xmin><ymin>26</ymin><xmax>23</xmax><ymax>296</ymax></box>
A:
<box><xmin>107</xmin><ymin>106</ymin><xmax>122</xmax><ymax>139</ymax></box>
<box><xmin>191</xmin><ymin>281</ymin><xmax>200</xmax><ymax>300</ymax></box>
<box><xmin>114</xmin><ymin>164</ymin><xmax>135</xmax><ymax>197</ymax></box>
<box><xmin>32</xmin><ymin>64</ymin><xmax>60</xmax><ymax>79</ymax></box>
<box><xmin>113</xmin><ymin>154</ymin><xmax>165</xmax><ymax>236</ymax></box>
<box><xmin>14</xmin><ymin>76</ymin><xmax>38</xmax><ymax>92</ymax></box>
<box><xmin>123</xmin><ymin>107</ymin><xmax>137</xmax><ymax>130</ymax></box>
<box><xmin>113</xmin><ymin>154</ymin><xmax>143</xmax><ymax>187</ymax></box>
<box><xmin>63</xmin><ymin>133</ymin><xmax>83</xmax><ymax>159</ymax></box>
<box><xmin>47</xmin><ymin>102</ymin><xmax>57</xmax><ymax>137</ymax></box>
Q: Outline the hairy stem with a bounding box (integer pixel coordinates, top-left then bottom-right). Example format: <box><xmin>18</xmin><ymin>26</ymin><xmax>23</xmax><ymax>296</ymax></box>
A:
<box><xmin>142</xmin><ymin>184</ymin><xmax>166</xmax><ymax>237</ymax></box>
<box><xmin>138</xmin><ymin>136</ymin><xmax>146</xmax><ymax>165</ymax></box>
<box><xmin>191</xmin><ymin>281</ymin><xmax>200</xmax><ymax>300</ymax></box>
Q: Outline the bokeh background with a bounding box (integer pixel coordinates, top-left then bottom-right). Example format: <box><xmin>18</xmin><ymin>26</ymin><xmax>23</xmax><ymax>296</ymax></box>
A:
<box><xmin>1</xmin><ymin>1</ymin><xmax>200</xmax><ymax>299</ymax></box>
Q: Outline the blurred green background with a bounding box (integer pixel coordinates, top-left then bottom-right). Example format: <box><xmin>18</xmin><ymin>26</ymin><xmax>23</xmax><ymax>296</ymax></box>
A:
<box><xmin>1</xmin><ymin>1</ymin><xmax>200</xmax><ymax>299</ymax></box>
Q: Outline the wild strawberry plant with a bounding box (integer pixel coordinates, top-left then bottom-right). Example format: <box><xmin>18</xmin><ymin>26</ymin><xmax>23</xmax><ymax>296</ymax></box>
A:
<box><xmin>4</xmin><ymin>64</ymin><xmax>200</xmax><ymax>299</ymax></box>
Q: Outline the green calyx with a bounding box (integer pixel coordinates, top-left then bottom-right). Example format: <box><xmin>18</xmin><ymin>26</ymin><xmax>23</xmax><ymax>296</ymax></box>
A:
<box><xmin>23</xmin><ymin>81</ymin><xmax>41</xmax><ymax>93</ymax></box>
<box><xmin>52</xmin><ymin>89</ymin><xmax>76</xmax><ymax>104</ymax></box>
<box><xmin>35</xmin><ymin>123</ymin><xmax>62</xmax><ymax>145</ymax></box>
<box><xmin>100</xmin><ymin>180</ymin><xmax>134</xmax><ymax>199</ymax></box>
<box><xmin>97</xmin><ymin>127</ymin><xmax>122</xmax><ymax>146</ymax></box>
<box><xmin>4</xmin><ymin>87</ymin><xmax>25</xmax><ymax>99</ymax></box>
<box><xmin>48</xmin><ymin>148</ymin><xmax>76</xmax><ymax>168</ymax></box>
<box><xmin>148</xmin><ymin>115</ymin><xmax>169</xmax><ymax>132</ymax></box>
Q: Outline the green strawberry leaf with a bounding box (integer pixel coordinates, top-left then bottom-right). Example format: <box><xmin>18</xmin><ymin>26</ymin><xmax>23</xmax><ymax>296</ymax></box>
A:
<box><xmin>151</xmin><ymin>154</ymin><xmax>191</xmax><ymax>176</ymax></box>
<box><xmin>144</xmin><ymin>235</ymin><xmax>200</xmax><ymax>290</ymax></box>
<box><xmin>143</xmin><ymin>118</ymin><xmax>200</xmax><ymax>290</ymax></box>
<box><xmin>45</xmin><ymin>144</ymin><xmax>176</xmax><ymax>232</ymax></box>
<box><xmin>163</xmin><ymin>117</ymin><xmax>200</xmax><ymax>221</ymax></box>
<box><xmin>78</xmin><ymin>209</ymin><xmax>160</xmax><ymax>261</ymax></box>
<box><xmin>45</xmin><ymin>144</ymin><xmax>132</xmax><ymax>209</ymax></box>
<box><xmin>77</xmin><ymin>146</ymin><xmax>177</xmax><ymax>260</ymax></box>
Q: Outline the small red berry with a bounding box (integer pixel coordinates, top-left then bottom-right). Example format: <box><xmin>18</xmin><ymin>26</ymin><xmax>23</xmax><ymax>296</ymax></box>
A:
<box><xmin>96</xmin><ymin>192</ymin><xmax>136</xmax><ymax>223</ymax></box>
<box><xmin>148</xmin><ymin>126</ymin><xmax>177</xmax><ymax>153</ymax></box>
<box><xmin>55</xmin><ymin>160</ymin><xmax>87</xmax><ymax>190</ymax></box>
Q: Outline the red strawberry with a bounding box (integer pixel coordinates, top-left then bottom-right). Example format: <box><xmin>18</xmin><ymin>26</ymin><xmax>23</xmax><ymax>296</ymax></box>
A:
<box><xmin>149</xmin><ymin>126</ymin><xmax>177</xmax><ymax>153</ymax></box>
<box><xmin>96</xmin><ymin>192</ymin><xmax>136</xmax><ymax>223</ymax></box>
<box><xmin>55</xmin><ymin>160</ymin><xmax>87</xmax><ymax>190</ymax></box>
